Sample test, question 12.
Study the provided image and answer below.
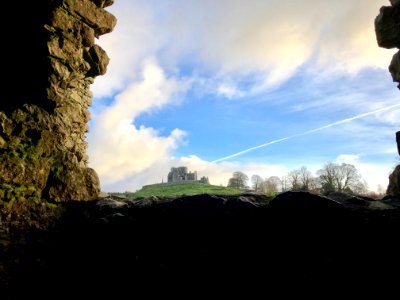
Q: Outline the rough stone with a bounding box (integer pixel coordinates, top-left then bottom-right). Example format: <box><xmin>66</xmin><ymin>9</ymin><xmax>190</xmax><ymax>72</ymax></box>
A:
<box><xmin>90</xmin><ymin>0</ymin><xmax>115</xmax><ymax>8</ymax></box>
<box><xmin>84</xmin><ymin>44</ymin><xmax>110</xmax><ymax>76</ymax></box>
<box><xmin>387</xmin><ymin>165</ymin><xmax>400</xmax><ymax>196</ymax></box>
<box><xmin>375</xmin><ymin>5</ymin><xmax>400</xmax><ymax>49</ymax></box>
<box><xmin>376</xmin><ymin>2</ymin><xmax>400</xmax><ymax>195</ymax></box>
<box><xmin>63</xmin><ymin>0</ymin><xmax>117</xmax><ymax>37</ymax></box>
<box><xmin>389</xmin><ymin>50</ymin><xmax>400</xmax><ymax>86</ymax></box>
<box><xmin>391</xmin><ymin>0</ymin><xmax>400</xmax><ymax>6</ymax></box>
<box><xmin>0</xmin><ymin>1</ymin><xmax>115</xmax><ymax>202</ymax></box>
<box><xmin>396</xmin><ymin>131</ymin><xmax>400</xmax><ymax>155</ymax></box>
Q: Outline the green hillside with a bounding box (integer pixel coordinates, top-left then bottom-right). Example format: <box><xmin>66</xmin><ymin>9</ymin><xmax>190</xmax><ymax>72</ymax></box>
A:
<box><xmin>122</xmin><ymin>182</ymin><xmax>243</xmax><ymax>200</ymax></box>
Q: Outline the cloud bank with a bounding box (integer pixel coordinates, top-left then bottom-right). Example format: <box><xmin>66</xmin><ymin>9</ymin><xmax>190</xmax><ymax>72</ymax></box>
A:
<box><xmin>94</xmin><ymin>0</ymin><xmax>394</xmax><ymax>97</ymax></box>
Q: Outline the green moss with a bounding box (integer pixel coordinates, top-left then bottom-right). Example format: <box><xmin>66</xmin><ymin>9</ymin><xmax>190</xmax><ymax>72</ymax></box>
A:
<box><xmin>0</xmin><ymin>183</ymin><xmax>42</xmax><ymax>203</ymax></box>
<box><xmin>14</xmin><ymin>185</ymin><xmax>28</xmax><ymax>193</ymax></box>
<box><xmin>28</xmin><ymin>185</ymin><xmax>37</xmax><ymax>192</ymax></box>
<box><xmin>0</xmin><ymin>197</ymin><xmax>65</xmax><ymax>233</ymax></box>
<box><xmin>50</xmin><ymin>164</ymin><xmax>67</xmax><ymax>177</ymax></box>
<box><xmin>1</xmin><ymin>183</ymin><xmax>12</xmax><ymax>189</ymax></box>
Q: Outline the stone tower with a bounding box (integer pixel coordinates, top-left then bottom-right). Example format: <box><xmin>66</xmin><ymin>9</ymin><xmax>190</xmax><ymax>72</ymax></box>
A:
<box><xmin>0</xmin><ymin>1</ymin><xmax>116</xmax><ymax>201</ymax></box>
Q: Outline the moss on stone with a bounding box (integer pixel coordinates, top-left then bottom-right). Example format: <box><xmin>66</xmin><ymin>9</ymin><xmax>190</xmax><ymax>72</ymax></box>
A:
<box><xmin>0</xmin><ymin>0</ymin><xmax>114</xmax><ymax>202</ymax></box>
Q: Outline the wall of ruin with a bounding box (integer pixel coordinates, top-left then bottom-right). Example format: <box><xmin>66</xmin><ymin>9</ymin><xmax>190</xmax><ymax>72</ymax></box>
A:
<box><xmin>375</xmin><ymin>0</ymin><xmax>400</xmax><ymax>195</ymax></box>
<box><xmin>0</xmin><ymin>0</ymin><xmax>116</xmax><ymax>201</ymax></box>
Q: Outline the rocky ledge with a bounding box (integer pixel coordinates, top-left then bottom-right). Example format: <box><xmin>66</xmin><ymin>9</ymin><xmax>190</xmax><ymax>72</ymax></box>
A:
<box><xmin>1</xmin><ymin>191</ymin><xmax>400</xmax><ymax>299</ymax></box>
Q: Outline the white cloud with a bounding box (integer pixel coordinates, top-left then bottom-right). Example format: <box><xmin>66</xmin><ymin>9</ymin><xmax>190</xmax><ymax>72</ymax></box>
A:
<box><xmin>88</xmin><ymin>61</ymin><xmax>188</xmax><ymax>185</ymax></box>
<box><xmin>91</xmin><ymin>1</ymin><xmax>162</xmax><ymax>97</ymax></box>
<box><xmin>93</xmin><ymin>0</ymin><xmax>395</xmax><ymax>99</ymax></box>
<box><xmin>216</xmin><ymin>82</ymin><xmax>243</xmax><ymax>99</ymax></box>
<box><xmin>336</xmin><ymin>154</ymin><xmax>361</xmax><ymax>164</ymax></box>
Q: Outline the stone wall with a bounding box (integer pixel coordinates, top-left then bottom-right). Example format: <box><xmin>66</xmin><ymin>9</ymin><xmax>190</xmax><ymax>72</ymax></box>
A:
<box><xmin>375</xmin><ymin>1</ymin><xmax>400</xmax><ymax>195</ymax></box>
<box><xmin>375</xmin><ymin>0</ymin><xmax>400</xmax><ymax>88</ymax></box>
<box><xmin>0</xmin><ymin>1</ymin><xmax>116</xmax><ymax>201</ymax></box>
<box><xmin>168</xmin><ymin>167</ymin><xmax>198</xmax><ymax>183</ymax></box>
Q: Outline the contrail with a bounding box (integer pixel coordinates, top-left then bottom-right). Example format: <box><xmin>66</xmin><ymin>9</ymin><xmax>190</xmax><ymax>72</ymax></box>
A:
<box><xmin>212</xmin><ymin>103</ymin><xmax>400</xmax><ymax>163</ymax></box>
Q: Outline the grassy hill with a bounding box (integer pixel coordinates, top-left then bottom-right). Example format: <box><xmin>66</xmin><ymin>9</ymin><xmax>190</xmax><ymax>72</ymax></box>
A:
<box><xmin>118</xmin><ymin>182</ymin><xmax>243</xmax><ymax>200</ymax></box>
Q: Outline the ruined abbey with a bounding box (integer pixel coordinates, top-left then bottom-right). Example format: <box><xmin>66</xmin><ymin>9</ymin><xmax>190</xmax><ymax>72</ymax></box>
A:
<box><xmin>167</xmin><ymin>167</ymin><xmax>209</xmax><ymax>184</ymax></box>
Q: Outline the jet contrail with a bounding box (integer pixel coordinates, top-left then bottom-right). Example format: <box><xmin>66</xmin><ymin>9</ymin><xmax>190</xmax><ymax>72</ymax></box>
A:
<box><xmin>212</xmin><ymin>103</ymin><xmax>400</xmax><ymax>163</ymax></box>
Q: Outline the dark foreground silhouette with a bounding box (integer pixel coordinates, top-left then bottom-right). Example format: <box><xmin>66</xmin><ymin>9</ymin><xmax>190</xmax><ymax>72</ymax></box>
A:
<box><xmin>1</xmin><ymin>191</ymin><xmax>400</xmax><ymax>299</ymax></box>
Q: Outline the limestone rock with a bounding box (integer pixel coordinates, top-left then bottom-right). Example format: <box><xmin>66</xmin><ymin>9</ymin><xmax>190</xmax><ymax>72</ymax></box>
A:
<box><xmin>396</xmin><ymin>131</ymin><xmax>400</xmax><ymax>155</ymax></box>
<box><xmin>375</xmin><ymin>5</ymin><xmax>400</xmax><ymax>49</ymax></box>
<box><xmin>375</xmin><ymin>1</ymin><xmax>400</xmax><ymax>195</ymax></box>
<box><xmin>0</xmin><ymin>1</ymin><xmax>115</xmax><ymax>202</ymax></box>
<box><xmin>387</xmin><ymin>165</ymin><xmax>400</xmax><ymax>196</ymax></box>
<box><xmin>390</xmin><ymin>51</ymin><xmax>400</xmax><ymax>87</ymax></box>
<box><xmin>391</xmin><ymin>0</ymin><xmax>400</xmax><ymax>6</ymax></box>
<box><xmin>44</xmin><ymin>167</ymin><xmax>100</xmax><ymax>201</ymax></box>
<box><xmin>90</xmin><ymin>0</ymin><xmax>114</xmax><ymax>8</ymax></box>
<box><xmin>386</xmin><ymin>129</ymin><xmax>400</xmax><ymax>195</ymax></box>
<box><xmin>63</xmin><ymin>0</ymin><xmax>117</xmax><ymax>37</ymax></box>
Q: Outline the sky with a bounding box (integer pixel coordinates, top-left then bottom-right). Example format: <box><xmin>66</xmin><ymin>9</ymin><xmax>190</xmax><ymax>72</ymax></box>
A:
<box><xmin>87</xmin><ymin>0</ymin><xmax>400</xmax><ymax>193</ymax></box>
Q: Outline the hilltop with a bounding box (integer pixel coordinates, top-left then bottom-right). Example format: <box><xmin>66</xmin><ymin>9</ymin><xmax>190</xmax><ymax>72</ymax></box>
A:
<box><xmin>112</xmin><ymin>182</ymin><xmax>246</xmax><ymax>200</ymax></box>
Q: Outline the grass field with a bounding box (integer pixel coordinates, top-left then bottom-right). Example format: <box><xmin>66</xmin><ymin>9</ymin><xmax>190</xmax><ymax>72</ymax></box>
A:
<box><xmin>116</xmin><ymin>182</ymin><xmax>244</xmax><ymax>200</ymax></box>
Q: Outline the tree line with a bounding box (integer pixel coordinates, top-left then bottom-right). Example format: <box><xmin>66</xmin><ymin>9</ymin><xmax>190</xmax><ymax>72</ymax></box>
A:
<box><xmin>227</xmin><ymin>162</ymin><xmax>383</xmax><ymax>197</ymax></box>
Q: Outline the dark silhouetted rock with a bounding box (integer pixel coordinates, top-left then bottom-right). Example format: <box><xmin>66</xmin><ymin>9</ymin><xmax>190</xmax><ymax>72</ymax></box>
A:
<box><xmin>391</xmin><ymin>0</ymin><xmax>400</xmax><ymax>7</ymax></box>
<box><xmin>387</xmin><ymin>165</ymin><xmax>400</xmax><ymax>196</ymax></box>
<box><xmin>325</xmin><ymin>191</ymin><xmax>393</xmax><ymax>210</ymax></box>
<box><xmin>375</xmin><ymin>1</ymin><xmax>400</xmax><ymax>194</ymax></box>
<box><xmin>390</xmin><ymin>51</ymin><xmax>400</xmax><ymax>87</ymax></box>
<box><xmin>375</xmin><ymin>4</ymin><xmax>400</xmax><ymax>49</ymax></box>
<box><xmin>2</xmin><ymin>193</ymin><xmax>400</xmax><ymax>299</ymax></box>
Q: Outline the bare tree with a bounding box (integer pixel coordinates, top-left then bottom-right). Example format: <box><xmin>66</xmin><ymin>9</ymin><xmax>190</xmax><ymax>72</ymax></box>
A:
<box><xmin>280</xmin><ymin>175</ymin><xmax>290</xmax><ymax>192</ymax></box>
<box><xmin>260</xmin><ymin>176</ymin><xmax>281</xmax><ymax>196</ymax></box>
<box><xmin>287</xmin><ymin>169</ymin><xmax>301</xmax><ymax>191</ymax></box>
<box><xmin>352</xmin><ymin>179</ymin><xmax>368</xmax><ymax>196</ymax></box>
<box><xmin>317</xmin><ymin>162</ymin><xmax>363</xmax><ymax>194</ymax></box>
<box><xmin>227</xmin><ymin>171</ymin><xmax>249</xmax><ymax>189</ymax></box>
<box><xmin>308</xmin><ymin>177</ymin><xmax>320</xmax><ymax>194</ymax></box>
<box><xmin>299</xmin><ymin>166</ymin><xmax>313</xmax><ymax>191</ymax></box>
<box><xmin>317</xmin><ymin>162</ymin><xmax>337</xmax><ymax>193</ymax></box>
<box><xmin>251</xmin><ymin>174</ymin><xmax>263</xmax><ymax>192</ymax></box>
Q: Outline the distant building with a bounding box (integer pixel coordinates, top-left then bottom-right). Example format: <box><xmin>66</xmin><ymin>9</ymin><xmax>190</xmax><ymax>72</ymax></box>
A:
<box><xmin>167</xmin><ymin>166</ymin><xmax>209</xmax><ymax>184</ymax></box>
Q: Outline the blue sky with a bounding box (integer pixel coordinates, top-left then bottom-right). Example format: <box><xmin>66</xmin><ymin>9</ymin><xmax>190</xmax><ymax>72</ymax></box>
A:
<box><xmin>87</xmin><ymin>0</ymin><xmax>400</xmax><ymax>193</ymax></box>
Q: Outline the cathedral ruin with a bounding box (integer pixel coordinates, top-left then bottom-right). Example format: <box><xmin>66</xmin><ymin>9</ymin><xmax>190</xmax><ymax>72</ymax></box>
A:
<box><xmin>167</xmin><ymin>167</ymin><xmax>209</xmax><ymax>184</ymax></box>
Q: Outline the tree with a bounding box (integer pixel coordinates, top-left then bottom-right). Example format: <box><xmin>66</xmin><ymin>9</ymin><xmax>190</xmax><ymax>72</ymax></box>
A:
<box><xmin>261</xmin><ymin>176</ymin><xmax>281</xmax><ymax>196</ymax></box>
<box><xmin>251</xmin><ymin>174</ymin><xmax>263</xmax><ymax>192</ymax></box>
<box><xmin>317</xmin><ymin>162</ymin><xmax>363</xmax><ymax>194</ymax></box>
<box><xmin>299</xmin><ymin>166</ymin><xmax>313</xmax><ymax>191</ymax></box>
<box><xmin>287</xmin><ymin>169</ymin><xmax>301</xmax><ymax>191</ymax></box>
<box><xmin>317</xmin><ymin>162</ymin><xmax>336</xmax><ymax>193</ymax></box>
<box><xmin>227</xmin><ymin>171</ymin><xmax>249</xmax><ymax>189</ymax></box>
<box><xmin>280</xmin><ymin>176</ymin><xmax>290</xmax><ymax>192</ymax></box>
<box><xmin>352</xmin><ymin>179</ymin><xmax>368</xmax><ymax>196</ymax></box>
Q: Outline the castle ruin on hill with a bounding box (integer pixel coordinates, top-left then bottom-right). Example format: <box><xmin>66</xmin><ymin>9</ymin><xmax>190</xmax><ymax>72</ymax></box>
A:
<box><xmin>167</xmin><ymin>167</ymin><xmax>209</xmax><ymax>184</ymax></box>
